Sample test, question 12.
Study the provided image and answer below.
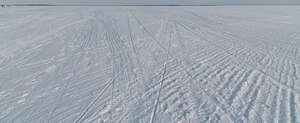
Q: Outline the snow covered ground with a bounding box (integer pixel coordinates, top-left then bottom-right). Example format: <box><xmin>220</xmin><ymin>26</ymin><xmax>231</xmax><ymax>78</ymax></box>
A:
<box><xmin>0</xmin><ymin>6</ymin><xmax>300</xmax><ymax>123</ymax></box>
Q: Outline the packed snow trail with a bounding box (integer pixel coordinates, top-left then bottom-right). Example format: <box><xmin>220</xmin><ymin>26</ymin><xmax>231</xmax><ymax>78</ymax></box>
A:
<box><xmin>0</xmin><ymin>6</ymin><xmax>300</xmax><ymax>123</ymax></box>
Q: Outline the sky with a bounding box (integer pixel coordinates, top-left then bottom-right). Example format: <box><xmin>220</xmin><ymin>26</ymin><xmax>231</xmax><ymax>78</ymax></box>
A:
<box><xmin>1</xmin><ymin>0</ymin><xmax>300</xmax><ymax>5</ymax></box>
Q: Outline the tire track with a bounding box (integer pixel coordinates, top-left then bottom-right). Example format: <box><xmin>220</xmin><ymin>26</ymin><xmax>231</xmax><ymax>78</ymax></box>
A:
<box><xmin>150</xmin><ymin>18</ymin><xmax>172</xmax><ymax>123</ymax></box>
<box><xmin>183</xmin><ymin>10</ymin><xmax>295</xmax><ymax>80</ymax></box>
<box><xmin>101</xmin><ymin>13</ymin><xmax>139</xmax><ymax>122</ymax></box>
<box><xmin>132</xmin><ymin>13</ymin><xmax>250</xmax><ymax>122</ymax></box>
<box><xmin>74</xmin><ymin>79</ymin><xmax>112</xmax><ymax>123</ymax></box>
<box><xmin>172</xmin><ymin>17</ymin><xmax>298</xmax><ymax>122</ymax></box>
<box><xmin>187</xmin><ymin>12</ymin><xmax>295</xmax><ymax>62</ymax></box>
<box><xmin>242</xmin><ymin>74</ymin><xmax>265</xmax><ymax>121</ymax></box>
<box><xmin>175</xmin><ymin>20</ymin><xmax>300</xmax><ymax>94</ymax></box>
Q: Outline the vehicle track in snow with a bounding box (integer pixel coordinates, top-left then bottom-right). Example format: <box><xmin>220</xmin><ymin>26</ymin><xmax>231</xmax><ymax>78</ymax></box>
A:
<box><xmin>0</xmin><ymin>6</ymin><xmax>299</xmax><ymax>123</ymax></box>
<box><xmin>172</xmin><ymin>11</ymin><xmax>300</xmax><ymax>122</ymax></box>
<box><xmin>132</xmin><ymin>12</ymin><xmax>249</xmax><ymax>122</ymax></box>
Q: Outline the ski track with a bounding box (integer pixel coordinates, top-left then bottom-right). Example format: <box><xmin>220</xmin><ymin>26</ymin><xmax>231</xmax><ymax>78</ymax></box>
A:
<box><xmin>0</xmin><ymin>6</ymin><xmax>300</xmax><ymax>123</ymax></box>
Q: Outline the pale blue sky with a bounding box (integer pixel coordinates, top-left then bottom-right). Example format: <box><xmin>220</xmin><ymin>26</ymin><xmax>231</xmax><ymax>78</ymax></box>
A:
<box><xmin>1</xmin><ymin>0</ymin><xmax>300</xmax><ymax>5</ymax></box>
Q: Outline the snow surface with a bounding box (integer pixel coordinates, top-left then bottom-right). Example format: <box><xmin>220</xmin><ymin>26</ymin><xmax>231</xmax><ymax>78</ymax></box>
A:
<box><xmin>0</xmin><ymin>6</ymin><xmax>300</xmax><ymax>123</ymax></box>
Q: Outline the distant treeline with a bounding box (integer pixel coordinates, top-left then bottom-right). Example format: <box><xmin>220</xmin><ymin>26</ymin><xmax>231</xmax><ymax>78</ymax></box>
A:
<box><xmin>9</xmin><ymin>4</ymin><xmax>56</xmax><ymax>6</ymax></box>
<box><xmin>1</xmin><ymin>4</ymin><xmax>216</xmax><ymax>6</ymax></box>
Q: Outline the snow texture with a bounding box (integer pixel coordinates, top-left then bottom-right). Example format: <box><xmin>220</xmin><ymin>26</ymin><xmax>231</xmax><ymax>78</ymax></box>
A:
<box><xmin>0</xmin><ymin>6</ymin><xmax>300</xmax><ymax>123</ymax></box>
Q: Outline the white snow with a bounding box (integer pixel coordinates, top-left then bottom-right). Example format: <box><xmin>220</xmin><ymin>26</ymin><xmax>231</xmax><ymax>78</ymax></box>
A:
<box><xmin>0</xmin><ymin>6</ymin><xmax>300</xmax><ymax>123</ymax></box>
